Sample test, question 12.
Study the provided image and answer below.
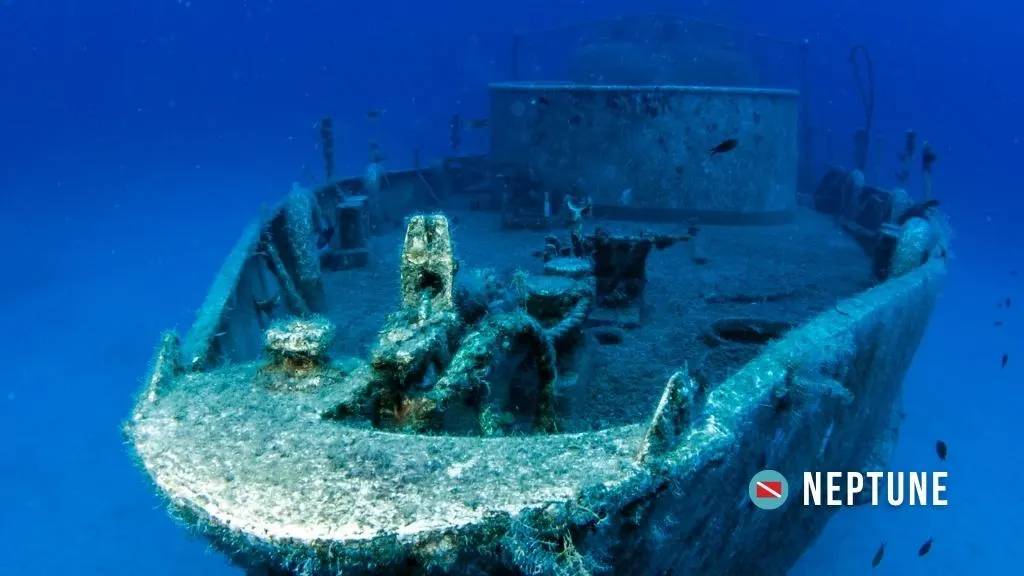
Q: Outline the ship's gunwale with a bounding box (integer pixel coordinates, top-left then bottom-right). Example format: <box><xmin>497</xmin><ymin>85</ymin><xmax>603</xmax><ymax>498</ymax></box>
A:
<box><xmin>127</xmin><ymin>255</ymin><xmax>945</xmax><ymax>563</ymax></box>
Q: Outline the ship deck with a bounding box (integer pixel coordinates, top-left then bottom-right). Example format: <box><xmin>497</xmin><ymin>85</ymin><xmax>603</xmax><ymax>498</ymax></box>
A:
<box><xmin>322</xmin><ymin>207</ymin><xmax>875</xmax><ymax>433</ymax></box>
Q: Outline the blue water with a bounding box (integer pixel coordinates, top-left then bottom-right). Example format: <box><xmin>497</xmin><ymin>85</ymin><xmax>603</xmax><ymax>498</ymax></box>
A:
<box><xmin>1</xmin><ymin>0</ymin><xmax>1020</xmax><ymax>574</ymax></box>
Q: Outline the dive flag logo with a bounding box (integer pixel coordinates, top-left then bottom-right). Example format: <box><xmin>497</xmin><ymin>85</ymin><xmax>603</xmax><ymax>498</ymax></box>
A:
<box><xmin>749</xmin><ymin>470</ymin><xmax>789</xmax><ymax>510</ymax></box>
<box><xmin>756</xmin><ymin>480</ymin><xmax>783</xmax><ymax>499</ymax></box>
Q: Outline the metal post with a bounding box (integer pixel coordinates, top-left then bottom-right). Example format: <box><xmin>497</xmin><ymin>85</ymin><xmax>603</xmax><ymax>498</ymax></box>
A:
<box><xmin>510</xmin><ymin>33</ymin><xmax>522</xmax><ymax>81</ymax></box>
<box><xmin>798</xmin><ymin>38</ymin><xmax>814</xmax><ymax>195</ymax></box>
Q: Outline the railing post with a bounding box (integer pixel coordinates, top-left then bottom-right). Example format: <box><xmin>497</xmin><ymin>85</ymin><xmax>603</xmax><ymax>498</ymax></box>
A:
<box><xmin>510</xmin><ymin>33</ymin><xmax>522</xmax><ymax>81</ymax></box>
<box><xmin>799</xmin><ymin>38</ymin><xmax>814</xmax><ymax>195</ymax></box>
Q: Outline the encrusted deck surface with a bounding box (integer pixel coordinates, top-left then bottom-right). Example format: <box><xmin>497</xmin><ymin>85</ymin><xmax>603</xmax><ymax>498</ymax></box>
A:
<box><xmin>324</xmin><ymin>208</ymin><xmax>874</xmax><ymax>431</ymax></box>
<box><xmin>128</xmin><ymin>204</ymin><xmax>941</xmax><ymax>575</ymax></box>
<box><xmin>131</xmin><ymin>365</ymin><xmax>643</xmax><ymax>543</ymax></box>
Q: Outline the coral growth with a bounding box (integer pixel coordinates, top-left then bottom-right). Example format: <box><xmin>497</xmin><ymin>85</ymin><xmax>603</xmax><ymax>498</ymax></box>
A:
<box><xmin>264</xmin><ymin>315</ymin><xmax>335</xmax><ymax>365</ymax></box>
<box><xmin>430</xmin><ymin>309</ymin><xmax>560</xmax><ymax>434</ymax></box>
<box><xmin>322</xmin><ymin>212</ymin><xmax>597</xmax><ymax>436</ymax></box>
<box><xmin>258</xmin><ymin>315</ymin><xmax>343</xmax><ymax>391</ymax></box>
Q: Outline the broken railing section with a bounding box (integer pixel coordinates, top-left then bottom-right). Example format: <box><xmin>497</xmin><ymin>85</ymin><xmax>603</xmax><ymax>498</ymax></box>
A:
<box><xmin>255</xmin><ymin>230</ymin><xmax>309</xmax><ymax>319</ymax></box>
<box><xmin>254</xmin><ymin>185</ymin><xmax>333</xmax><ymax>323</ymax></box>
<box><xmin>180</xmin><ymin>181</ymin><xmax>366</xmax><ymax>371</ymax></box>
<box><xmin>173</xmin><ymin>188</ymin><xmax>325</xmax><ymax>370</ymax></box>
<box><xmin>310</xmin><ymin>117</ymin><xmax>372</xmax><ymax>270</ymax></box>
<box><xmin>205</xmin><ymin>189</ymin><xmax>328</xmax><ymax>364</ymax></box>
<box><xmin>635</xmin><ymin>363</ymin><xmax>710</xmax><ymax>465</ymax></box>
<box><xmin>319</xmin><ymin>213</ymin><xmax>592</xmax><ymax>436</ymax></box>
<box><xmin>813</xmin><ymin>128</ymin><xmax>948</xmax><ymax>282</ymax></box>
<box><xmin>277</xmin><ymin>187</ymin><xmax>327</xmax><ymax>312</ymax></box>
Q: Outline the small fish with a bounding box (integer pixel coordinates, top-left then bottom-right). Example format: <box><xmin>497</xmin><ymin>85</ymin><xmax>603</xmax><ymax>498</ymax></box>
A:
<box><xmin>935</xmin><ymin>440</ymin><xmax>947</xmax><ymax>461</ymax></box>
<box><xmin>533</xmin><ymin>96</ymin><xmax>550</xmax><ymax>106</ymax></box>
<box><xmin>872</xmin><ymin>542</ymin><xmax>886</xmax><ymax>568</ymax></box>
<box><xmin>465</xmin><ymin>118</ymin><xmax>489</xmax><ymax>130</ymax></box>
<box><xmin>1006</xmin><ymin>297</ymin><xmax>1012</xmax><ymax>308</ymax></box>
<box><xmin>1011</xmin><ymin>270</ymin><xmax>1018</xmax><ymax>277</ymax></box>
<box><xmin>1002</xmin><ymin>353</ymin><xmax>1009</xmax><ymax>368</ymax></box>
<box><xmin>994</xmin><ymin>321</ymin><xmax>1003</xmax><ymax>327</ymax></box>
<box><xmin>709</xmin><ymin>138</ymin><xmax>738</xmax><ymax>155</ymax></box>
<box><xmin>918</xmin><ymin>537</ymin><xmax>934</xmax><ymax>557</ymax></box>
<box><xmin>366</xmin><ymin>109</ymin><xmax>385</xmax><ymax>120</ymax></box>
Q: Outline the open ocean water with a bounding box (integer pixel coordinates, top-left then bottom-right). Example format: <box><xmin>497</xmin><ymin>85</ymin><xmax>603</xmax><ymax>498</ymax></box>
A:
<box><xmin>1</xmin><ymin>1</ymin><xmax>1020</xmax><ymax>574</ymax></box>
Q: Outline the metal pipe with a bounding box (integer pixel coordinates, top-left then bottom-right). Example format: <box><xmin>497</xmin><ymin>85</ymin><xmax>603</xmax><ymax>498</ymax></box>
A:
<box><xmin>510</xmin><ymin>33</ymin><xmax>522</xmax><ymax>81</ymax></box>
<box><xmin>798</xmin><ymin>38</ymin><xmax>815</xmax><ymax>195</ymax></box>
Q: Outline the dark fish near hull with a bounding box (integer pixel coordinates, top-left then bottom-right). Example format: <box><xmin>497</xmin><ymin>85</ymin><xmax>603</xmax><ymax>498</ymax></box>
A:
<box><xmin>918</xmin><ymin>537</ymin><xmax>934</xmax><ymax>557</ymax></box>
<box><xmin>872</xmin><ymin>542</ymin><xmax>886</xmax><ymax>568</ymax></box>
<box><xmin>709</xmin><ymin>138</ymin><xmax>738</xmax><ymax>155</ymax></box>
<box><xmin>935</xmin><ymin>440</ymin><xmax>947</xmax><ymax>461</ymax></box>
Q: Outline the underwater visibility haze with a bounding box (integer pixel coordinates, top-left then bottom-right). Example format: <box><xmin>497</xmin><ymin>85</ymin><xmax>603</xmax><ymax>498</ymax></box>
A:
<box><xmin>1</xmin><ymin>0</ymin><xmax>1022</xmax><ymax>575</ymax></box>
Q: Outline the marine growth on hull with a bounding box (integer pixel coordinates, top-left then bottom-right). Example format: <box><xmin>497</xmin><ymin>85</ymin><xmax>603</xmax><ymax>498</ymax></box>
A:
<box><xmin>125</xmin><ymin>13</ymin><xmax>952</xmax><ymax>576</ymax></box>
<box><xmin>239</xmin><ymin>199</ymin><xmax>882</xmax><ymax>439</ymax></box>
<box><xmin>149</xmin><ymin>111</ymin><xmax>949</xmax><ymax>442</ymax></box>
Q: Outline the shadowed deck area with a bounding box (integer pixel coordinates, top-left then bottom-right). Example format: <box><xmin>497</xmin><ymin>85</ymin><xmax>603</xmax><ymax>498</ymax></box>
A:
<box><xmin>322</xmin><ymin>207</ymin><xmax>875</xmax><ymax>432</ymax></box>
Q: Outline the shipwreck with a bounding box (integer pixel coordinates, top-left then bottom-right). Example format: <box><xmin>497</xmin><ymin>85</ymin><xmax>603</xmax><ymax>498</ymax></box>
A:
<box><xmin>125</xmin><ymin>14</ymin><xmax>949</xmax><ymax>576</ymax></box>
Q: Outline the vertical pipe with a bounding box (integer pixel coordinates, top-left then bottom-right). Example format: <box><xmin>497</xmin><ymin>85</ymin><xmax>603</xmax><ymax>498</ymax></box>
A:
<box><xmin>874</xmin><ymin>134</ymin><xmax>884</xmax><ymax>185</ymax></box>
<box><xmin>798</xmin><ymin>38</ymin><xmax>814</xmax><ymax>196</ymax></box>
<box><xmin>511</xmin><ymin>33</ymin><xmax>522</xmax><ymax>81</ymax></box>
<box><xmin>412</xmin><ymin>148</ymin><xmax>421</xmax><ymax>204</ymax></box>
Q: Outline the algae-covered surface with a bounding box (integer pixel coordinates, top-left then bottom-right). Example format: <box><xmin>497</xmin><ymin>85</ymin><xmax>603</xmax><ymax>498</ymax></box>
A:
<box><xmin>131</xmin><ymin>362</ymin><xmax>643</xmax><ymax>541</ymax></box>
<box><xmin>127</xmin><ymin>203</ymin><xmax>932</xmax><ymax>576</ymax></box>
<box><xmin>321</xmin><ymin>207</ymin><xmax>874</xmax><ymax>431</ymax></box>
